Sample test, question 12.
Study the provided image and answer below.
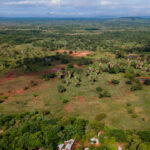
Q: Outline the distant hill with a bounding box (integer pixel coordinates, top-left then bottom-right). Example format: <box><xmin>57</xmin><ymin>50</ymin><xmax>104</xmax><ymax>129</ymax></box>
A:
<box><xmin>118</xmin><ymin>17</ymin><xmax>145</xmax><ymax>21</ymax></box>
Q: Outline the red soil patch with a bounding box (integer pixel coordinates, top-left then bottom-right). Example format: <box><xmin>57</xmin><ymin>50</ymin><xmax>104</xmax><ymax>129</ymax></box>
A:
<box><xmin>76</xmin><ymin>96</ymin><xmax>86</xmax><ymax>103</ymax></box>
<box><xmin>0</xmin><ymin>70</ymin><xmax>16</xmax><ymax>83</ymax></box>
<box><xmin>72</xmin><ymin>141</ymin><xmax>82</xmax><ymax>150</ymax></box>
<box><xmin>108</xmin><ymin>81</ymin><xmax>116</xmax><ymax>85</ymax></box>
<box><xmin>121</xmin><ymin>86</ymin><xmax>125</xmax><ymax>90</ymax></box>
<box><xmin>43</xmin><ymin>67</ymin><xmax>62</xmax><ymax>74</ymax></box>
<box><xmin>5</xmin><ymin>70</ymin><xmax>16</xmax><ymax>78</ymax></box>
<box><xmin>0</xmin><ymin>130</ymin><xmax>3</xmax><ymax>134</ymax></box>
<box><xmin>56</xmin><ymin>49</ymin><xmax>93</xmax><ymax>57</ymax></box>
<box><xmin>0</xmin><ymin>65</ymin><xmax>65</xmax><ymax>84</ymax></box>
<box><xmin>26</xmin><ymin>65</ymin><xmax>66</xmax><ymax>76</ymax></box>
<box><xmin>71</xmin><ymin>51</ymin><xmax>93</xmax><ymax>57</ymax></box>
<box><xmin>56</xmin><ymin>49</ymin><xmax>69</xmax><ymax>53</ymax></box>
<box><xmin>113</xmin><ymin>89</ymin><xmax>133</xmax><ymax>100</ymax></box>
<box><xmin>123</xmin><ymin>90</ymin><xmax>132</xmax><ymax>94</ymax></box>
<box><xmin>4</xmin><ymin>88</ymin><xmax>24</xmax><ymax>97</ymax></box>
<box><xmin>65</xmin><ymin>96</ymin><xmax>88</xmax><ymax>114</ymax></box>
<box><xmin>73</xmin><ymin>64</ymin><xmax>85</xmax><ymax>68</ymax></box>
<box><xmin>65</xmin><ymin>104</ymin><xmax>72</xmax><ymax>114</ymax></box>
<box><xmin>33</xmin><ymin>96</ymin><xmax>40</xmax><ymax>103</ymax></box>
<box><xmin>13</xmin><ymin>89</ymin><xmax>24</xmax><ymax>95</ymax></box>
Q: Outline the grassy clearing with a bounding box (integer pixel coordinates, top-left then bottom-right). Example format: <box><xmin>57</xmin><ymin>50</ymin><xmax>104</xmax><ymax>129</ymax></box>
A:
<box><xmin>0</xmin><ymin>50</ymin><xmax>150</xmax><ymax>130</ymax></box>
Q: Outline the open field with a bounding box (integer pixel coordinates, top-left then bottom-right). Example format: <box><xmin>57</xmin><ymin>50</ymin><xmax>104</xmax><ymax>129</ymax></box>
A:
<box><xmin>0</xmin><ymin>49</ymin><xmax>150</xmax><ymax>130</ymax></box>
<box><xmin>0</xmin><ymin>18</ymin><xmax>150</xmax><ymax>150</ymax></box>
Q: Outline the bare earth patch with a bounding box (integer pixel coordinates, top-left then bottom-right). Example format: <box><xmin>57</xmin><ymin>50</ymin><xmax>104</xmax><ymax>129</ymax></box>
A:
<box><xmin>0</xmin><ymin>70</ymin><xmax>16</xmax><ymax>83</ymax></box>
<box><xmin>56</xmin><ymin>49</ymin><xmax>93</xmax><ymax>57</ymax></box>
<box><xmin>65</xmin><ymin>96</ymin><xmax>88</xmax><ymax>114</ymax></box>
<box><xmin>0</xmin><ymin>130</ymin><xmax>3</xmax><ymax>134</ymax></box>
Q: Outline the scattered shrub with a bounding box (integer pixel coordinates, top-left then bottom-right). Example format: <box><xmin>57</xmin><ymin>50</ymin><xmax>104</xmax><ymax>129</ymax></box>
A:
<box><xmin>61</xmin><ymin>59</ymin><xmax>69</xmax><ymax>64</ymax></box>
<box><xmin>138</xmin><ymin>131</ymin><xmax>150</xmax><ymax>142</ymax></box>
<box><xmin>69</xmin><ymin>51</ymin><xmax>73</xmax><ymax>54</ymax></box>
<box><xmin>111</xmin><ymin>79</ymin><xmax>120</xmax><ymax>84</ymax></box>
<box><xmin>42</xmin><ymin>72</ymin><xmax>56</xmax><ymax>80</ymax></box>
<box><xmin>67</xmin><ymin>63</ymin><xmax>74</xmax><ymax>69</ymax></box>
<box><xmin>131</xmin><ymin>113</ymin><xmax>138</xmax><ymax>118</ymax></box>
<box><xmin>96</xmin><ymin>87</ymin><xmax>103</xmax><ymax>92</ymax></box>
<box><xmin>0</xmin><ymin>96</ymin><xmax>8</xmax><ymax>101</ymax></box>
<box><xmin>30</xmin><ymin>80</ymin><xmax>38</xmax><ymax>86</ymax></box>
<box><xmin>126</xmin><ymin>103</ymin><xmax>132</xmax><ymax>107</ymax></box>
<box><xmin>33</xmin><ymin>94</ymin><xmax>38</xmax><ymax>97</ymax></box>
<box><xmin>100</xmin><ymin>58</ymin><xmax>109</xmax><ymax>63</ymax></box>
<box><xmin>131</xmin><ymin>83</ymin><xmax>142</xmax><ymax>91</ymax></box>
<box><xmin>109</xmin><ymin>66</ymin><xmax>120</xmax><ymax>74</ymax></box>
<box><xmin>0</xmin><ymin>100</ymin><xmax>4</xmax><ymax>103</ymax></box>
<box><xmin>128</xmin><ymin>109</ymin><xmax>134</xmax><ymax>114</ymax></box>
<box><xmin>42</xmin><ymin>110</ymin><xmax>50</xmax><ymax>115</ymax></box>
<box><xmin>24</xmin><ymin>86</ymin><xmax>29</xmax><ymax>90</ymax></box>
<box><xmin>144</xmin><ymin>79</ymin><xmax>150</xmax><ymax>85</ymax></box>
<box><xmin>57</xmin><ymin>85</ymin><xmax>66</xmax><ymax>93</ymax></box>
<box><xmin>108</xmin><ymin>129</ymin><xmax>127</xmax><ymax>142</ymax></box>
<box><xmin>99</xmin><ymin>90</ymin><xmax>111</xmax><ymax>98</ymax></box>
<box><xmin>89</xmin><ymin>121</ymin><xmax>105</xmax><ymax>132</ymax></box>
<box><xmin>125</xmin><ymin>67</ymin><xmax>136</xmax><ymax>80</ymax></box>
<box><xmin>49</xmin><ymin>73</ymin><xmax>56</xmax><ymax>78</ymax></box>
<box><xmin>126</xmin><ymin>80</ymin><xmax>132</xmax><ymax>85</ymax></box>
<box><xmin>63</xmin><ymin>99</ymin><xmax>69</xmax><ymax>104</ymax></box>
<box><xmin>95</xmin><ymin>113</ymin><xmax>107</xmax><ymax>121</ymax></box>
<box><xmin>77</xmin><ymin>61</ymin><xmax>82</xmax><ymax>66</ymax></box>
<box><xmin>116</xmin><ymin>51</ymin><xmax>125</xmax><ymax>58</ymax></box>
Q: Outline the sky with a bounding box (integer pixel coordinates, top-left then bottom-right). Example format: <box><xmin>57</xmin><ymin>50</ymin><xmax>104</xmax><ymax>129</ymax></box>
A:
<box><xmin>0</xmin><ymin>0</ymin><xmax>150</xmax><ymax>17</ymax></box>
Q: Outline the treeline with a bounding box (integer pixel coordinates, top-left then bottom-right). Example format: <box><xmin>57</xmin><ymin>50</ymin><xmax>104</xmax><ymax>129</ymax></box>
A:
<box><xmin>0</xmin><ymin>112</ymin><xmax>150</xmax><ymax>150</ymax></box>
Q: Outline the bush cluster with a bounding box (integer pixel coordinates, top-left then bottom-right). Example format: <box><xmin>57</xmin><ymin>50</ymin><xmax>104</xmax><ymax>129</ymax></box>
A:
<box><xmin>131</xmin><ymin>83</ymin><xmax>142</xmax><ymax>91</ymax></box>
<box><xmin>57</xmin><ymin>85</ymin><xmax>66</xmax><ymax>93</ymax></box>
<box><xmin>111</xmin><ymin>79</ymin><xmax>120</xmax><ymax>84</ymax></box>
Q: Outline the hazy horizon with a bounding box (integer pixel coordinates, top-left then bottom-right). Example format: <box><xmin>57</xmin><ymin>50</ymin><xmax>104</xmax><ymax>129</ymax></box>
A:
<box><xmin>1</xmin><ymin>0</ymin><xmax>150</xmax><ymax>17</ymax></box>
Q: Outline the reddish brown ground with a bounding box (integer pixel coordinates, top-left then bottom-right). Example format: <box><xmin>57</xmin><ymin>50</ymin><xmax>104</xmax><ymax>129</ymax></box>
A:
<box><xmin>0</xmin><ymin>65</ymin><xmax>65</xmax><ymax>85</ymax></box>
<box><xmin>116</xmin><ymin>142</ymin><xmax>127</xmax><ymax>150</ymax></box>
<box><xmin>71</xmin><ymin>51</ymin><xmax>93</xmax><ymax>57</ymax></box>
<box><xmin>76</xmin><ymin>96</ymin><xmax>86</xmax><ymax>103</ymax></box>
<box><xmin>108</xmin><ymin>81</ymin><xmax>116</xmax><ymax>86</ymax></box>
<box><xmin>65</xmin><ymin>96</ymin><xmax>88</xmax><ymax>114</ymax></box>
<box><xmin>72</xmin><ymin>141</ymin><xmax>82</xmax><ymax>150</ymax></box>
<box><xmin>65</xmin><ymin>104</ymin><xmax>72</xmax><ymax>114</ymax></box>
<box><xmin>73</xmin><ymin>64</ymin><xmax>85</xmax><ymax>68</ymax></box>
<box><xmin>56</xmin><ymin>49</ymin><xmax>93</xmax><ymax>57</ymax></box>
<box><xmin>0</xmin><ymin>130</ymin><xmax>3</xmax><ymax>134</ymax></box>
<box><xmin>113</xmin><ymin>85</ymin><xmax>132</xmax><ymax>100</ymax></box>
<box><xmin>0</xmin><ymin>70</ymin><xmax>16</xmax><ymax>83</ymax></box>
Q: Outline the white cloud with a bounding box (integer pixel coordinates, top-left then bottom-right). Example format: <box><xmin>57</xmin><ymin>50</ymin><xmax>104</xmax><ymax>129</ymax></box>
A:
<box><xmin>99</xmin><ymin>0</ymin><xmax>118</xmax><ymax>6</ymax></box>
<box><xmin>5</xmin><ymin>0</ymin><xmax>61</xmax><ymax>6</ymax></box>
<box><xmin>2</xmin><ymin>0</ymin><xmax>150</xmax><ymax>17</ymax></box>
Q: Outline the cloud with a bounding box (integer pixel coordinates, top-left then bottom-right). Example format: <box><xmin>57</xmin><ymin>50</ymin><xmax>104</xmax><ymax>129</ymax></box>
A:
<box><xmin>2</xmin><ymin>0</ymin><xmax>150</xmax><ymax>17</ymax></box>
<box><xmin>5</xmin><ymin>0</ymin><xmax>61</xmax><ymax>6</ymax></box>
<box><xmin>5</xmin><ymin>0</ymin><xmax>118</xmax><ymax>7</ymax></box>
<box><xmin>99</xmin><ymin>0</ymin><xmax>118</xmax><ymax>6</ymax></box>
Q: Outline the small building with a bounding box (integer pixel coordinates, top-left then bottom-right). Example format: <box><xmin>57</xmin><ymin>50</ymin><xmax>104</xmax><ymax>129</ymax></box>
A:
<box><xmin>45</xmin><ymin>57</ymin><xmax>52</xmax><ymax>62</ymax></box>
<box><xmin>65</xmin><ymin>139</ymin><xmax>75</xmax><ymax>150</ymax></box>
<box><xmin>90</xmin><ymin>138</ymin><xmax>99</xmax><ymax>145</ymax></box>
<box><xmin>137</xmin><ymin>77</ymin><xmax>150</xmax><ymax>84</ymax></box>
<box><xmin>58</xmin><ymin>144</ymin><xmax>64</xmax><ymax>150</ymax></box>
<box><xmin>127</xmin><ymin>54</ymin><xmax>138</xmax><ymax>59</ymax></box>
<box><xmin>118</xmin><ymin>146</ymin><xmax>122</xmax><ymax>150</ymax></box>
<box><xmin>58</xmin><ymin>139</ymin><xmax>75</xmax><ymax>150</ymax></box>
<box><xmin>98</xmin><ymin>131</ymin><xmax>104</xmax><ymax>137</ymax></box>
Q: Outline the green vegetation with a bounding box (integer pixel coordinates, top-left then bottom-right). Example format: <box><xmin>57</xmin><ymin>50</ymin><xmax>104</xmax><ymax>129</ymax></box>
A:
<box><xmin>0</xmin><ymin>18</ymin><xmax>150</xmax><ymax>149</ymax></box>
